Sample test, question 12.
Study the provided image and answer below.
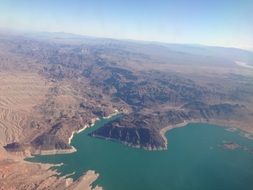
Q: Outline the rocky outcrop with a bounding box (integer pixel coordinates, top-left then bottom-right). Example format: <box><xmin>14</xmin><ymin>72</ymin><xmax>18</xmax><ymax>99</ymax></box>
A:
<box><xmin>185</xmin><ymin>102</ymin><xmax>246</xmax><ymax>120</ymax></box>
<box><xmin>30</xmin><ymin>122</ymin><xmax>72</xmax><ymax>151</ymax></box>
<box><xmin>91</xmin><ymin>125</ymin><xmax>165</xmax><ymax>150</ymax></box>
<box><xmin>91</xmin><ymin>103</ymin><xmax>249</xmax><ymax>149</ymax></box>
<box><xmin>4</xmin><ymin>142</ymin><xmax>24</xmax><ymax>152</ymax></box>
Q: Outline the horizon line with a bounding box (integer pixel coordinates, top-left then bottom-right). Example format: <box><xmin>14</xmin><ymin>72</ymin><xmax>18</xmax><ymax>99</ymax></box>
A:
<box><xmin>1</xmin><ymin>27</ymin><xmax>253</xmax><ymax>52</ymax></box>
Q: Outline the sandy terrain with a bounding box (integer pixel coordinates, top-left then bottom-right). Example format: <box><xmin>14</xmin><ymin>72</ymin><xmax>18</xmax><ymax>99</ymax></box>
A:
<box><xmin>0</xmin><ymin>150</ymin><xmax>100</xmax><ymax>190</ymax></box>
<box><xmin>68</xmin><ymin>171</ymin><xmax>102</xmax><ymax>190</ymax></box>
<box><xmin>0</xmin><ymin>72</ymin><xmax>51</xmax><ymax>146</ymax></box>
<box><xmin>0</xmin><ymin>69</ymin><xmax>105</xmax><ymax>189</ymax></box>
<box><xmin>0</xmin><ymin>71</ymin><xmax>103</xmax><ymax>189</ymax></box>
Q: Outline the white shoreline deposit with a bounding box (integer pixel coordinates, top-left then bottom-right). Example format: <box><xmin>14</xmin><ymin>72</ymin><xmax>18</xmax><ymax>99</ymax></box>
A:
<box><xmin>159</xmin><ymin>121</ymin><xmax>189</xmax><ymax>149</ymax></box>
<box><xmin>31</xmin><ymin>110</ymin><xmax>120</xmax><ymax>156</ymax></box>
<box><xmin>68</xmin><ymin>109</ymin><xmax>119</xmax><ymax>153</ymax></box>
<box><xmin>28</xmin><ymin>110</ymin><xmax>120</xmax><ymax>189</ymax></box>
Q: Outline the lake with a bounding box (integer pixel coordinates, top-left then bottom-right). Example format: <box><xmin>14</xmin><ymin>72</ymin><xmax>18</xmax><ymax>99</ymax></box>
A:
<box><xmin>27</xmin><ymin>116</ymin><xmax>253</xmax><ymax>190</ymax></box>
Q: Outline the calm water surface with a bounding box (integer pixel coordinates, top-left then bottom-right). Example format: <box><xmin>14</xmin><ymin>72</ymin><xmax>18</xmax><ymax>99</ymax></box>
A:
<box><xmin>27</xmin><ymin>117</ymin><xmax>253</xmax><ymax>190</ymax></box>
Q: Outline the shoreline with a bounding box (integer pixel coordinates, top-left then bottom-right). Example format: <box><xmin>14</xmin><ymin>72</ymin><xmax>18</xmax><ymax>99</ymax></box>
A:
<box><xmin>159</xmin><ymin>121</ymin><xmax>190</xmax><ymax>149</ymax></box>
<box><xmin>91</xmin><ymin>119</ymin><xmax>235</xmax><ymax>151</ymax></box>
<box><xmin>68</xmin><ymin>170</ymin><xmax>102</xmax><ymax>190</ymax></box>
<box><xmin>31</xmin><ymin>109</ymin><xmax>120</xmax><ymax>156</ymax></box>
<box><xmin>91</xmin><ymin>134</ymin><xmax>167</xmax><ymax>151</ymax></box>
<box><xmin>81</xmin><ymin>117</ymin><xmax>253</xmax><ymax>152</ymax></box>
<box><xmin>32</xmin><ymin>148</ymin><xmax>77</xmax><ymax>156</ymax></box>
<box><xmin>6</xmin><ymin>118</ymin><xmax>252</xmax><ymax>190</ymax></box>
<box><xmin>24</xmin><ymin>110</ymin><xmax>120</xmax><ymax>189</ymax></box>
<box><xmin>159</xmin><ymin>120</ymin><xmax>228</xmax><ymax>150</ymax></box>
<box><xmin>25</xmin><ymin>117</ymin><xmax>252</xmax><ymax>189</ymax></box>
<box><xmin>159</xmin><ymin>119</ymin><xmax>253</xmax><ymax>150</ymax></box>
<box><xmin>68</xmin><ymin>109</ymin><xmax>119</xmax><ymax>150</ymax></box>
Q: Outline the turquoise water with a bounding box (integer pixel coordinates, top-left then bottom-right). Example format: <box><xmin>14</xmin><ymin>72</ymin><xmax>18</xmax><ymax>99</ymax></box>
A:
<box><xmin>27</xmin><ymin>117</ymin><xmax>253</xmax><ymax>190</ymax></box>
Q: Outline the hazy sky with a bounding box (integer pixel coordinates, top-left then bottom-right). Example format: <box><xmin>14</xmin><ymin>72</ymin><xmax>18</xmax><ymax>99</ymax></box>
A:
<box><xmin>0</xmin><ymin>0</ymin><xmax>253</xmax><ymax>50</ymax></box>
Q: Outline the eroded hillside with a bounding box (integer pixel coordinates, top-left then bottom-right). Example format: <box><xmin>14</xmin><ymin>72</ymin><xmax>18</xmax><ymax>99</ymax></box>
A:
<box><xmin>1</xmin><ymin>33</ymin><xmax>253</xmax><ymax>153</ymax></box>
<box><xmin>1</xmin><ymin>32</ymin><xmax>253</xmax><ymax>189</ymax></box>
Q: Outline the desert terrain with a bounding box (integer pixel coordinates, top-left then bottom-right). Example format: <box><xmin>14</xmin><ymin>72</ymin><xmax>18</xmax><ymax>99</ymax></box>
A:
<box><xmin>0</xmin><ymin>32</ymin><xmax>253</xmax><ymax>189</ymax></box>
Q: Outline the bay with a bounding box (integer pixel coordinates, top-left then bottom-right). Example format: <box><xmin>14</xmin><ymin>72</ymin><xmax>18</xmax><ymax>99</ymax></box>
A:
<box><xmin>27</xmin><ymin>117</ymin><xmax>253</xmax><ymax>190</ymax></box>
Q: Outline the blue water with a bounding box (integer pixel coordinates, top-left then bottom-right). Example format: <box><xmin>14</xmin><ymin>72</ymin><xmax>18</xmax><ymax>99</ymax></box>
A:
<box><xmin>27</xmin><ymin>117</ymin><xmax>253</xmax><ymax>190</ymax></box>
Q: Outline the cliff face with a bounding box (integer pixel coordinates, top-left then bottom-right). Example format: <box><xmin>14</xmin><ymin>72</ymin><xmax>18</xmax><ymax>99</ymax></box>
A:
<box><xmin>91</xmin><ymin>125</ymin><xmax>165</xmax><ymax>150</ymax></box>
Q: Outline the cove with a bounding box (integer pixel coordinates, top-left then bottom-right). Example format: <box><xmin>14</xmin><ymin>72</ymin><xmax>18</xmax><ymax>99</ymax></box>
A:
<box><xmin>27</xmin><ymin>116</ymin><xmax>253</xmax><ymax>190</ymax></box>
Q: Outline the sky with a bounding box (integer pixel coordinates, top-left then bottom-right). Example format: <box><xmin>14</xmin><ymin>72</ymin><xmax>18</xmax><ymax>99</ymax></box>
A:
<box><xmin>0</xmin><ymin>0</ymin><xmax>253</xmax><ymax>50</ymax></box>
